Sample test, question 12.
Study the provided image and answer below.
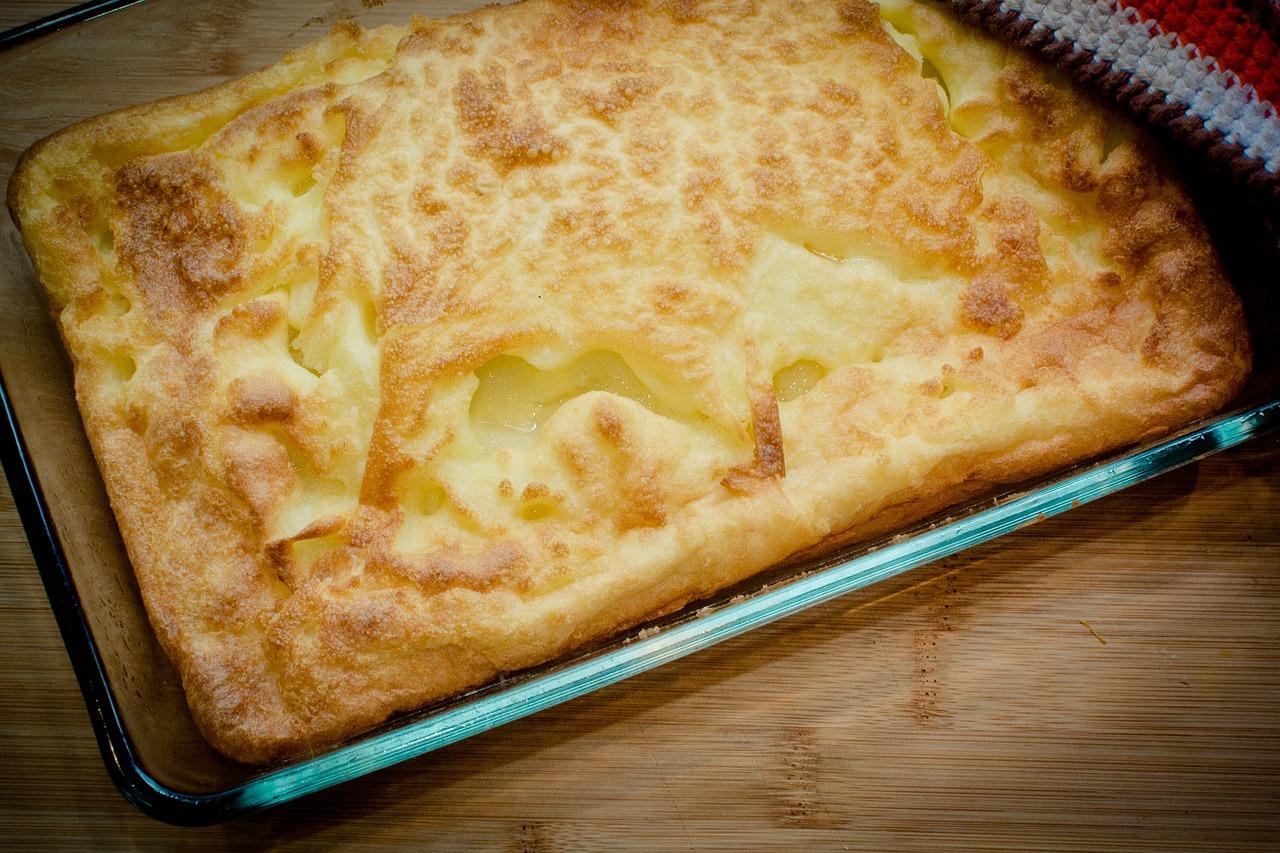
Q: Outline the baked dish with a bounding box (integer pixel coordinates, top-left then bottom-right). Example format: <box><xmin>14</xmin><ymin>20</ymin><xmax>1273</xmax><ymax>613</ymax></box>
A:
<box><xmin>7</xmin><ymin>0</ymin><xmax>1250</xmax><ymax>763</ymax></box>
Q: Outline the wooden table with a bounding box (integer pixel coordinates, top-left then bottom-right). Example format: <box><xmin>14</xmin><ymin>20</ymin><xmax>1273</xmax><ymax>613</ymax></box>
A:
<box><xmin>1</xmin><ymin>3</ymin><xmax>1277</xmax><ymax>849</ymax></box>
<box><xmin>2</xmin><ymin>432</ymin><xmax>1277</xmax><ymax>851</ymax></box>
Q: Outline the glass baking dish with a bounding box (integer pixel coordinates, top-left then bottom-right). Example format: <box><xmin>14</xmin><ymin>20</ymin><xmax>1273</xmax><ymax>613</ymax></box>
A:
<box><xmin>1</xmin><ymin>0</ymin><xmax>1277</xmax><ymax>826</ymax></box>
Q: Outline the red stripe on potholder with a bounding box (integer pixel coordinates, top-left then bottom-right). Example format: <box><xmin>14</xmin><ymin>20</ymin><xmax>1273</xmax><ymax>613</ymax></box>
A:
<box><xmin>1119</xmin><ymin>0</ymin><xmax>1280</xmax><ymax>107</ymax></box>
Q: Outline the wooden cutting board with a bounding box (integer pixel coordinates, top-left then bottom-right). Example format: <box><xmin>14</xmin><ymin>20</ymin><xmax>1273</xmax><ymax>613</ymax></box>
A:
<box><xmin>0</xmin><ymin>3</ymin><xmax>1276</xmax><ymax>849</ymax></box>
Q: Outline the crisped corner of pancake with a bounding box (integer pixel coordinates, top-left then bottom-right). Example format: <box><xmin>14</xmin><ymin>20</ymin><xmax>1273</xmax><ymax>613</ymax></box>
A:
<box><xmin>6</xmin><ymin>0</ymin><xmax>1252</xmax><ymax>766</ymax></box>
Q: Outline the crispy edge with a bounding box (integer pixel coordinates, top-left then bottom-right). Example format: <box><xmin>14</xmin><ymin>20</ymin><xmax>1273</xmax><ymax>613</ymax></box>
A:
<box><xmin>5</xmin><ymin>2</ymin><xmax>1255</xmax><ymax>764</ymax></box>
<box><xmin>4</xmin><ymin>22</ymin><xmax>404</xmax><ymax>764</ymax></box>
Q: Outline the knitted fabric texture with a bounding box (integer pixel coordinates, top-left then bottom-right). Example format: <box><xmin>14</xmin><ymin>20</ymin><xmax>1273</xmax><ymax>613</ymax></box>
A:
<box><xmin>945</xmin><ymin>0</ymin><xmax>1280</xmax><ymax>197</ymax></box>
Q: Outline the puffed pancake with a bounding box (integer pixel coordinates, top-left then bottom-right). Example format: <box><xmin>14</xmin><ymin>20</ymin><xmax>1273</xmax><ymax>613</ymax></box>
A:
<box><xmin>8</xmin><ymin>0</ymin><xmax>1250</xmax><ymax>763</ymax></box>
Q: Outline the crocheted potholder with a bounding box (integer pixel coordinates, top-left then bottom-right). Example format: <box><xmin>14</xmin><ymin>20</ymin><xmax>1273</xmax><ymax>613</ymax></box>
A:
<box><xmin>946</xmin><ymin>0</ymin><xmax>1280</xmax><ymax>198</ymax></box>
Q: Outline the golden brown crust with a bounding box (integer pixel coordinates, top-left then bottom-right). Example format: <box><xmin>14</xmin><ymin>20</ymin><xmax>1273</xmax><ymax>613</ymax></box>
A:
<box><xmin>8</xmin><ymin>0</ymin><xmax>1249</xmax><ymax>763</ymax></box>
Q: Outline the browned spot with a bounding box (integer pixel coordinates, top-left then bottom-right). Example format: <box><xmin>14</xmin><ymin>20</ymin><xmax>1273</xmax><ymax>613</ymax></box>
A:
<box><xmin>836</xmin><ymin>0</ymin><xmax>882</xmax><ymax>37</ymax></box>
<box><xmin>822</xmin><ymin>80</ymin><xmax>858</xmax><ymax>106</ymax></box>
<box><xmin>919</xmin><ymin>378</ymin><xmax>943</xmax><ymax>397</ymax></box>
<box><xmin>149</xmin><ymin>413</ymin><xmax>203</xmax><ymax>489</ymax></box>
<box><xmin>987</xmin><ymin>199</ymin><xmax>1048</xmax><ymax>288</ymax></box>
<box><xmin>773</xmin><ymin>38</ymin><xmax>800</xmax><ymax>64</ymax></box>
<box><xmin>1097</xmin><ymin>160</ymin><xmax>1151</xmax><ymax>219</ymax></box>
<box><xmin>319</xmin><ymin>595</ymin><xmax>402</xmax><ymax>648</ymax></box>
<box><xmin>1001</xmin><ymin>63</ymin><xmax>1061</xmax><ymax>132</ymax></box>
<box><xmin>1103</xmin><ymin>197</ymin><xmax>1190</xmax><ymax>267</ymax></box>
<box><xmin>328</xmin><ymin>100</ymin><xmax>378</xmax><ymax>179</ymax></box>
<box><xmin>455</xmin><ymin>70</ymin><xmax>566</xmax><ymax>171</ymax></box>
<box><xmin>346</xmin><ymin>505</ymin><xmax>400</xmax><ymax>549</ymax></box>
<box><xmin>620</xmin><ymin>473</ymin><xmax>668</xmax><ymax>530</ymax></box>
<box><xmin>59</xmin><ymin>192</ymin><xmax>100</xmax><ymax>234</ymax></box>
<box><xmin>576</xmin><ymin>75</ymin><xmax>662</xmax><ymax>120</ymax></box>
<box><xmin>751</xmin><ymin>389</ymin><xmax>786</xmax><ymax>478</ymax></box>
<box><xmin>114</xmin><ymin>153</ymin><xmax>247</xmax><ymax>326</ymax></box>
<box><xmin>558</xmin><ymin>399</ymin><xmax>670</xmax><ymax>531</ymax></box>
<box><xmin>653</xmin><ymin>281</ymin><xmax>691</xmax><ymax>314</ymax></box>
<box><xmin>295</xmin><ymin>131</ymin><xmax>323</xmax><ymax>164</ymax></box>
<box><xmin>960</xmin><ymin>274</ymin><xmax>1024</xmax><ymax>339</ymax></box>
<box><xmin>1055</xmin><ymin>136</ymin><xmax>1099</xmax><ymax>193</ymax></box>
<box><xmin>1149</xmin><ymin>244</ymin><xmax>1211</xmax><ymax>301</ymax></box>
<box><xmin>217</xmin><ymin>86</ymin><xmax>335</xmax><ymax>162</ymax></box>
<box><xmin>412</xmin><ymin>187</ymin><xmax>448</xmax><ymax>216</ymax></box>
<box><xmin>445</xmin><ymin>161</ymin><xmax>479</xmax><ymax>190</ymax></box>
<box><xmin>662</xmin><ymin>0</ymin><xmax>704</xmax><ymax>22</ymax></box>
<box><xmin>682</xmin><ymin>168</ymin><xmax>723</xmax><ymax>211</ymax></box>
<box><xmin>374</xmin><ymin>539</ymin><xmax>528</xmax><ymax>592</ymax></box>
<box><xmin>219</xmin><ymin>428</ymin><xmax>296</xmax><ymax>525</ymax></box>
<box><xmin>520</xmin><ymin>482</ymin><xmax>551</xmax><ymax>501</ymax></box>
<box><xmin>227</xmin><ymin>373</ymin><xmax>298</xmax><ymax>424</ymax></box>
<box><xmin>594</xmin><ymin>402</ymin><xmax>625</xmax><ymax>444</ymax></box>
<box><xmin>809</xmin><ymin>79</ymin><xmax>859</xmax><ymax>118</ymax></box>
<box><xmin>768</xmin><ymin>94</ymin><xmax>795</xmax><ymax>113</ymax></box>
<box><xmin>381</xmin><ymin>239</ymin><xmax>463</xmax><ymax>329</ymax></box>
<box><xmin>1141</xmin><ymin>313</ymin><xmax>1172</xmax><ymax>365</ymax></box>
<box><xmin>214</xmin><ymin>298</ymin><xmax>285</xmax><ymax>341</ymax></box>
<box><xmin>358</xmin><ymin>428</ymin><xmax>415</xmax><ymax>512</ymax></box>
<box><xmin>599</xmin><ymin>419</ymin><xmax>667</xmax><ymax>529</ymax></box>
<box><xmin>722</xmin><ymin>389</ymin><xmax>785</xmax><ymax>492</ymax></box>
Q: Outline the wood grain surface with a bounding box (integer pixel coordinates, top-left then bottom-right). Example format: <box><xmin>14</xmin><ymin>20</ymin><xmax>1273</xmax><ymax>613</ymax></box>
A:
<box><xmin>0</xmin><ymin>2</ymin><xmax>1277</xmax><ymax>850</ymax></box>
<box><xmin>0</xmin><ymin>2</ymin><xmax>81</xmax><ymax>30</ymax></box>
<box><xmin>1</xmin><ymin>434</ymin><xmax>1277</xmax><ymax>850</ymax></box>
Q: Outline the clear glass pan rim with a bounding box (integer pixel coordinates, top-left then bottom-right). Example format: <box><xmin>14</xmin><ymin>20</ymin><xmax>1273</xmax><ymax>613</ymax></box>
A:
<box><xmin>2</xmin><ymin>0</ymin><xmax>1278</xmax><ymax>827</ymax></box>
<box><xmin>3</xmin><ymin>362</ymin><xmax>1275</xmax><ymax>824</ymax></box>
